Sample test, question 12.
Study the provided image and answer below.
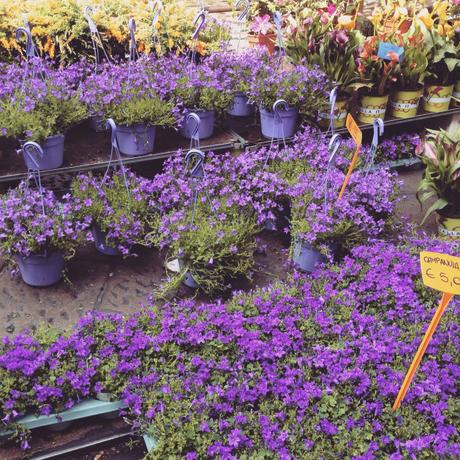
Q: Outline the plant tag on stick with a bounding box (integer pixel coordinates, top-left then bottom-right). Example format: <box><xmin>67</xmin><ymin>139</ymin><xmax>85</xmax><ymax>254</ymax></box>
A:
<box><xmin>377</xmin><ymin>42</ymin><xmax>404</xmax><ymax>62</ymax></box>
<box><xmin>392</xmin><ymin>252</ymin><xmax>459</xmax><ymax>410</ymax></box>
<box><xmin>338</xmin><ymin>114</ymin><xmax>362</xmax><ymax>200</ymax></box>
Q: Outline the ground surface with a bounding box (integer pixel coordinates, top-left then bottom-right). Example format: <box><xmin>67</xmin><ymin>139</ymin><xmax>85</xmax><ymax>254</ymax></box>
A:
<box><xmin>0</xmin><ymin>167</ymin><xmax>436</xmax><ymax>337</ymax></box>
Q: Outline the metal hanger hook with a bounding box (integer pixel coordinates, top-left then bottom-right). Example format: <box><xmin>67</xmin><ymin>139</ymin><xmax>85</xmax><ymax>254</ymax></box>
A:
<box><xmin>185</xmin><ymin>149</ymin><xmax>205</xmax><ymax>179</ymax></box>
<box><xmin>192</xmin><ymin>10</ymin><xmax>206</xmax><ymax>40</ymax></box>
<box><xmin>236</xmin><ymin>0</ymin><xmax>250</xmax><ymax>23</ymax></box>
<box><xmin>22</xmin><ymin>141</ymin><xmax>44</xmax><ymax>169</ymax></box>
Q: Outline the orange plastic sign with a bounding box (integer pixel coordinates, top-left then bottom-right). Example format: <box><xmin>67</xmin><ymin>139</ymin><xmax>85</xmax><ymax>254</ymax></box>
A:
<box><xmin>392</xmin><ymin>251</ymin><xmax>458</xmax><ymax>410</ymax></box>
<box><xmin>338</xmin><ymin>114</ymin><xmax>362</xmax><ymax>200</ymax></box>
<box><xmin>420</xmin><ymin>251</ymin><xmax>460</xmax><ymax>295</ymax></box>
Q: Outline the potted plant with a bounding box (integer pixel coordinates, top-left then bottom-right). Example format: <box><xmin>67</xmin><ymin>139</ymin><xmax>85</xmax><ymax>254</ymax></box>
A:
<box><xmin>390</xmin><ymin>26</ymin><xmax>429</xmax><ymax>119</ymax></box>
<box><xmin>161</xmin><ymin>198</ymin><xmax>259</xmax><ymax>293</ymax></box>
<box><xmin>70</xmin><ymin>170</ymin><xmax>159</xmax><ymax>256</ymax></box>
<box><xmin>0</xmin><ymin>183</ymin><xmax>85</xmax><ymax>286</ymax></box>
<box><xmin>417</xmin><ymin>8</ymin><xmax>460</xmax><ymax>112</ymax></box>
<box><xmin>248</xmin><ymin>14</ymin><xmax>276</xmax><ymax>54</ymax></box>
<box><xmin>175</xmin><ymin>61</ymin><xmax>234</xmax><ymax>140</ymax></box>
<box><xmin>356</xmin><ymin>34</ymin><xmax>399</xmax><ymax>124</ymax></box>
<box><xmin>0</xmin><ymin>73</ymin><xmax>86</xmax><ymax>170</ymax></box>
<box><xmin>249</xmin><ymin>59</ymin><xmax>329</xmax><ymax>139</ymax></box>
<box><xmin>417</xmin><ymin>122</ymin><xmax>460</xmax><ymax>237</ymax></box>
<box><xmin>207</xmin><ymin>51</ymin><xmax>262</xmax><ymax>118</ymax></box>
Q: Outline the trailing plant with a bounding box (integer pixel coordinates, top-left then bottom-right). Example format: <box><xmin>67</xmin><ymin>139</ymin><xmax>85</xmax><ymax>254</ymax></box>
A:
<box><xmin>249</xmin><ymin>57</ymin><xmax>329</xmax><ymax>116</ymax></box>
<box><xmin>417</xmin><ymin>122</ymin><xmax>460</xmax><ymax>221</ymax></box>
<box><xmin>0</xmin><ymin>182</ymin><xmax>86</xmax><ymax>266</ymax></box>
<box><xmin>70</xmin><ymin>170</ymin><xmax>159</xmax><ymax>256</ymax></box>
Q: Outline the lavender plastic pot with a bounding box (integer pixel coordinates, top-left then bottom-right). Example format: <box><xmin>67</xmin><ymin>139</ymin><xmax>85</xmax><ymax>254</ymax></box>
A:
<box><xmin>23</xmin><ymin>134</ymin><xmax>64</xmax><ymax>171</ymax></box>
<box><xmin>259</xmin><ymin>106</ymin><xmax>298</xmax><ymax>140</ymax></box>
<box><xmin>227</xmin><ymin>93</ymin><xmax>255</xmax><ymax>117</ymax></box>
<box><xmin>89</xmin><ymin>115</ymin><xmax>108</xmax><ymax>133</ymax></box>
<box><xmin>292</xmin><ymin>240</ymin><xmax>326</xmax><ymax>273</ymax></box>
<box><xmin>180</xmin><ymin>110</ymin><xmax>215</xmax><ymax>140</ymax></box>
<box><xmin>183</xmin><ymin>271</ymin><xmax>200</xmax><ymax>289</ymax></box>
<box><xmin>16</xmin><ymin>251</ymin><xmax>65</xmax><ymax>287</ymax></box>
<box><xmin>115</xmin><ymin>125</ymin><xmax>156</xmax><ymax>156</ymax></box>
<box><xmin>92</xmin><ymin>226</ymin><xmax>123</xmax><ymax>256</ymax></box>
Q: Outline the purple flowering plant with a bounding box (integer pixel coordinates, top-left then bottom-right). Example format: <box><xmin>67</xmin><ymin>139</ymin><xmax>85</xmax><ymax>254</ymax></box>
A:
<box><xmin>248</xmin><ymin>56</ymin><xmax>330</xmax><ymax>117</ymax></box>
<box><xmin>70</xmin><ymin>170</ymin><xmax>160</xmax><ymax>256</ymax></box>
<box><xmin>0</xmin><ymin>182</ymin><xmax>87</xmax><ymax>267</ymax></box>
<box><xmin>0</xmin><ymin>60</ymin><xmax>86</xmax><ymax>143</ymax></box>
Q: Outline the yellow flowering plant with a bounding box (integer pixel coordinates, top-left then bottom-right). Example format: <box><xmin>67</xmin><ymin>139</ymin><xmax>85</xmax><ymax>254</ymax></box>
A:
<box><xmin>0</xmin><ymin>0</ymin><xmax>229</xmax><ymax>64</ymax></box>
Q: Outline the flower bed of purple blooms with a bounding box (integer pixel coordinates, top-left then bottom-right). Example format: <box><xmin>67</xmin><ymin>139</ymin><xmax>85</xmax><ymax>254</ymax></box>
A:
<box><xmin>0</xmin><ymin>234</ymin><xmax>458</xmax><ymax>458</ymax></box>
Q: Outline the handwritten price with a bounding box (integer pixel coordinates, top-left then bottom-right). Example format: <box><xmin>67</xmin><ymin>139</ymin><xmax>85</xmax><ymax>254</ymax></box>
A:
<box><xmin>421</xmin><ymin>252</ymin><xmax>460</xmax><ymax>295</ymax></box>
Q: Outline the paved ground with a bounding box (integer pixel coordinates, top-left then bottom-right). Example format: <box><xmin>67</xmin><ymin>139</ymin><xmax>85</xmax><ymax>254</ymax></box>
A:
<box><xmin>0</xmin><ymin>168</ymin><xmax>436</xmax><ymax>337</ymax></box>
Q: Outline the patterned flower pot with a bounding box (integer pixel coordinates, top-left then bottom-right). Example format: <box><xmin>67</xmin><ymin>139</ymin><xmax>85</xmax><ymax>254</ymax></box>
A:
<box><xmin>452</xmin><ymin>80</ymin><xmax>460</xmax><ymax>108</ymax></box>
<box><xmin>292</xmin><ymin>239</ymin><xmax>327</xmax><ymax>273</ymax></box>
<box><xmin>92</xmin><ymin>226</ymin><xmax>123</xmax><ymax>256</ymax></box>
<box><xmin>389</xmin><ymin>87</ymin><xmax>423</xmax><ymax>119</ymax></box>
<box><xmin>89</xmin><ymin>115</ymin><xmax>108</xmax><ymax>132</ymax></box>
<box><xmin>180</xmin><ymin>109</ymin><xmax>215</xmax><ymax>140</ymax></box>
<box><xmin>23</xmin><ymin>134</ymin><xmax>64</xmax><ymax>171</ymax></box>
<box><xmin>259</xmin><ymin>105</ymin><xmax>298</xmax><ymax>140</ymax></box>
<box><xmin>422</xmin><ymin>84</ymin><xmax>453</xmax><ymax>113</ymax></box>
<box><xmin>16</xmin><ymin>251</ymin><xmax>65</xmax><ymax>287</ymax></box>
<box><xmin>115</xmin><ymin>125</ymin><xmax>156</xmax><ymax>156</ymax></box>
<box><xmin>318</xmin><ymin>97</ymin><xmax>349</xmax><ymax>129</ymax></box>
<box><xmin>227</xmin><ymin>93</ymin><xmax>255</xmax><ymax>117</ymax></box>
<box><xmin>248</xmin><ymin>33</ymin><xmax>275</xmax><ymax>54</ymax></box>
<box><xmin>438</xmin><ymin>214</ymin><xmax>460</xmax><ymax>239</ymax></box>
<box><xmin>357</xmin><ymin>94</ymin><xmax>389</xmax><ymax>124</ymax></box>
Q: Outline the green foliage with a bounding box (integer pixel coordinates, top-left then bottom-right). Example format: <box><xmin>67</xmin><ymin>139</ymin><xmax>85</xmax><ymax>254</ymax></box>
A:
<box><xmin>0</xmin><ymin>91</ymin><xmax>86</xmax><ymax>143</ymax></box>
<box><xmin>105</xmin><ymin>93</ymin><xmax>176</xmax><ymax>127</ymax></box>
<box><xmin>417</xmin><ymin>122</ymin><xmax>460</xmax><ymax>221</ymax></box>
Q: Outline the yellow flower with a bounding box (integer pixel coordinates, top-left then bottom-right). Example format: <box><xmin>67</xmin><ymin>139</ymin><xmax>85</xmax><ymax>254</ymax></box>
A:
<box><xmin>417</xmin><ymin>8</ymin><xmax>433</xmax><ymax>29</ymax></box>
<box><xmin>338</xmin><ymin>15</ymin><xmax>356</xmax><ymax>31</ymax></box>
<box><xmin>432</xmin><ymin>1</ymin><xmax>448</xmax><ymax>23</ymax></box>
<box><xmin>438</xmin><ymin>23</ymin><xmax>453</xmax><ymax>38</ymax></box>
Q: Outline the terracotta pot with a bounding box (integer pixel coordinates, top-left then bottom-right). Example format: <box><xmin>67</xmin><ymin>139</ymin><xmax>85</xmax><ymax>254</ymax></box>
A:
<box><xmin>423</xmin><ymin>84</ymin><xmax>453</xmax><ymax>113</ymax></box>
<box><xmin>248</xmin><ymin>33</ymin><xmax>275</xmax><ymax>54</ymax></box>
<box><xmin>357</xmin><ymin>94</ymin><xmax>389</xmax><ymax>124</ymax></box>
<box><xmin>389</xmin><ymin>86</ymin><xmax>423</xmax><ymax>119</ymax></box>
<box><xmin>318</xmin><ymin>97</ymin><xmax>350</xmax><ymax>129</ymax></box>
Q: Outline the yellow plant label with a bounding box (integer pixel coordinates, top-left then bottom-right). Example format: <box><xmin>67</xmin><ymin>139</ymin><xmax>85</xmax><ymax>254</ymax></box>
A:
<box><xmin>420</xmin><ymin>251</ymin><xmax>460</xmax><ymax>295</ymax></box>
<box><xmin>345</xmin><ymin>114</ymin><xmax>362</xmax><ymax>146</ymax></box>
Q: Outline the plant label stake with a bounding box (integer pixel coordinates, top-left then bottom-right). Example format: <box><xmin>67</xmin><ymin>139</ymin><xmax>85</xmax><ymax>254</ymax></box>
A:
<box><xmin>128</xmin><ymin>18</ymin><xmax>139</xmax><ymax>62</ymax></box>
<box><xmin>365</xmin><ymin>118</ymin><xmax>384</xmax><ymax>175</ymax></box>
<box><xmin>324</xmin><ymin>134</ymin><xmax>342</xmax><ymax>209</ymax></box>
<box><xmin>187</xmin><ymin>112</ymin><xmax>202</xmax><ymax>150</ymax></box>
<box><xmin>235</xmin><ymin>0</ymin><xmax>250</xmax><ymax>52</ymax></box>
<box><xmin>392</xmin><ymin>252</ymin><xmax>460</xmax><ymax>410</ymax></box>
<box><xmin>338</xmin><ymin>114</ymin><xmax>362</xmax><ymax>200</ymax></box>
<box><xmin>84</xmin><ymin>6</ymin><xmax>111</xmax><ymax>68</ymax></box>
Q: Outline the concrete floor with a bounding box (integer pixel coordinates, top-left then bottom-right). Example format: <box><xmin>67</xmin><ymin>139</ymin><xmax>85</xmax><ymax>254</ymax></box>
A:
<box><xmin>0</xmin><ymin>169</ymin><xmax>435</xmax><ymax>337</ymax></box>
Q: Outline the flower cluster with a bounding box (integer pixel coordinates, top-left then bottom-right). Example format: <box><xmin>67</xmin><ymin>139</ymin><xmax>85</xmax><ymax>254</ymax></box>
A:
<box><xmin>1</xmin><ymin>234</ymin><xmax>458</xmax><ymax>458</ymax></box>
<box><xmin>0</xmin><ymin>182</ymin><xmax>87</xmax><ymax>264</ymax></box>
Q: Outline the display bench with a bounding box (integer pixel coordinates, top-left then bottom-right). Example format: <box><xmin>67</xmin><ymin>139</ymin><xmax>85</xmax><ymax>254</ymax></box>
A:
<box><xmin>0</xmin><ymin>107</ymin><xmax>459</xmax><ymax>190</ymax></box>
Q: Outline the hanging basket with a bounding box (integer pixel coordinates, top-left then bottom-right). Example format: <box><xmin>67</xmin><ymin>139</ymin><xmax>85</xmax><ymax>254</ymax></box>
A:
<box><xmin>180</xmin><ymin>109</ymin><xmax>215</xmax><ymax>140</ymax></box>
<box><xmin>227</xmin><ymin>92</ymin><xmax>255</xmax><ymax>117</ymax></box>
<box><xmin>92</xmin><ymin>226</ymin><xmax>124</xmax><ymax>256</ymax></box>
<box><xmin>389</xmin><ymin>87</ymin><xmax>422</xmax><ymax>119</ymax></box>
<box><xmin>292</xmin><ymin>239</ymin><xmax>327</xmax><ymax>273</ymax></box>
<box><xmin>422</xmin><ymin>84</ymin><xmax>453</xmax><ymax>113</ymax></box>
<box><xmin>115</xmin><ymin>124</ymin><xmax>156</xmax><ymax>156</ymax></box>
<box><xmin>16</xmin><ymin>251</ymin><xmax>65</xmax><ymax>287</ymax></box>
<box><xmin>23</xmin><ymin>135</ymin><xmax>64</xmax><ymax>171</ymax></box>
<box><xmin>438</xmin><ymin>214</ymin><xmax>460</xmax><ymax>239</ymax></box>
<box><xmin>259</xmin><ymin>105</ymin><xmax>298</xmax><ymax>140</ymax></box>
